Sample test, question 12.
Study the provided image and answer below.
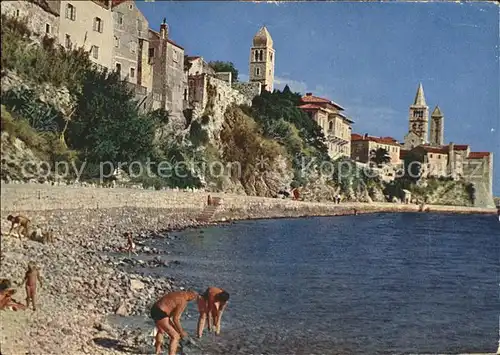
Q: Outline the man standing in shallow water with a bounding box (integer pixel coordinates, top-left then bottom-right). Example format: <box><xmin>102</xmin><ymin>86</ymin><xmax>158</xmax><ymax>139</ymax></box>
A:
<box><xmin>197</xmin><ymin>286</ymin><xmax>230</xmax><ymax>338</ymax></box>
<box><xmin>150</xmin><ymin>290</ymin><xmax>199</xmax><ymax>355</ymax></box>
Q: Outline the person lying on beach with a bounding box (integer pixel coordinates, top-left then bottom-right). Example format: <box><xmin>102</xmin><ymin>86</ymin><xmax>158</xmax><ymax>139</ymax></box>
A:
<box><xmin>150</xmin><ymin>290</ymin><xmax>199</xmax><ymax>355</ymax></box>
<box><xmin>197</xmin><ymin>287</ymin><xmax>230</xmax><ymax>338</ymax></box>
<box><xmin>0</xmin><ymin>288</ymin><xmax>27</xmax><ymax>311</ymax></box>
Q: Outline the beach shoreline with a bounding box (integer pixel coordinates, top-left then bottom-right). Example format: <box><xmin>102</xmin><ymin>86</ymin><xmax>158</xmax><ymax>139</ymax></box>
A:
<box><xmin>0</xmin><ymin>184</ymin><xmax>497</xmax><ymax>355</ymax></box>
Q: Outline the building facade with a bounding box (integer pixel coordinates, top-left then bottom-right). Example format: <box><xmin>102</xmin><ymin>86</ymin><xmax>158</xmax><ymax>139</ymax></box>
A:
<box><xmin>58</xmin><ymin>0</ymin><xmax>114</xmax><ymax>69</ymax></box>
<box><xmin>1</xmin><ymin>0</ymin><xmax>60</xmax><ymax>38</ymax></box>
<box><xmin>351</xmin><ymin>133</ymin><xmax>401</xmax><ymax>165</ymax></box>
<box><xmin>298</xmin><ymin>93</ymin><xmax>353</xmax><ymax>159</ymax></box>
<box><xmin>110</xmin><ymin>1</ymin><xmax>150</xmax><ymax>89</ymax></box>
<box><xmin>249</xmin><ymin>26</ymin><xmax>275</xmax><ymax>92</ymax></box>
<box><xmin>148</xmin><ymin>19</ymin><xmax>187</xmax><ymax>123</ymax></box>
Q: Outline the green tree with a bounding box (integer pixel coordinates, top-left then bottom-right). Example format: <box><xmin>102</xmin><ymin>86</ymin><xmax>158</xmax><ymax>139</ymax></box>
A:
<box><xmin>208</xmin><ymin>61</ymin><xmax>239</xmax><ymax>82</ymax></box>
<box><xmin>370</xmin><ymin>147</ymin><xmax>391</xmax><ymax>167</ymax></box>
<box><xmin>67</xmin><ymin>68</ymin><xmax>156</xmax><ymax>172</ymax></box>
<box><xmin>404</xmin><ymin>149</ymin><xmax>425</xmax><ymax>181</ymax></box>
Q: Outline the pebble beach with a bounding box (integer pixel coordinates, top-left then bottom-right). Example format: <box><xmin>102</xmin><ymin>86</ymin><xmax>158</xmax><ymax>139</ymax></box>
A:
<box><xmin>0</xmin><ymin>184</ymin><xmax>497</xmax><ymax>355</ymax></box>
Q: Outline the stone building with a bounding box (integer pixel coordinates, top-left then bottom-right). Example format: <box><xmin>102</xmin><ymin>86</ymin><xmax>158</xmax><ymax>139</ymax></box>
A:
<box><xmin>186</xmin><ymin>56</ymin><xmax>215</xmax><ymax>76</ymax></box>
<box><xmin>298</xmin><ymin>93</ymin><xmax>353</xmax><ymax>159</ymax></box>
<box><xmin>110</xmin><ymin>0</ymin><xmax>152</xmax><ymax>111</ymax></box>
<box><xmin>1</xmin><ymin>0</ymin><xmax>60</xmax><ymax>38</ymax></box>
<box><xmin>58</xmin><ymin>0</ymin><xmax>114</xmax><ymax>70</ymax></box>
<box><xmin>249</xmin><ymin>26</ymin><xmax>275</xmax><ymax>92</ymax></box>
<box><xmin>110</xmin><ymin>1</ymin><xmax>150</xmax><ymax>88</ymax></box>
<box><xmin>351</xmin><ymin>133</ymin><xmax>401</xmax><ymax>165</ymax></box>
<box><xmin>148</xmin><ymin>19</ymin><xmax>188</xmax><ymax>124</ymax></box>
<box><xmin>404</xmin><ymin>83</ymin><xmax>429</xmax><ymax>149</ymax></box>
<box><xmin>429</xmin><ymin>105</ymin><xmax>444</xmax><ymax>146</ymax></box>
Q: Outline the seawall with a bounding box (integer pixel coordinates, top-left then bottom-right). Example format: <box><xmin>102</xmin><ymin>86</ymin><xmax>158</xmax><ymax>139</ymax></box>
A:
<box><xmin>1</xmin><ymin>184</ymin><xmax>497</xmax><ymax>220</ymax></box>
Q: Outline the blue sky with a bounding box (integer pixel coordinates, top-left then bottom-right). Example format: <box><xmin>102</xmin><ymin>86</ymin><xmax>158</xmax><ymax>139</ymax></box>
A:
<box><xmin>136</xmin><ymin>1</ymin><xmax>499</xmax><ymax>196</ymax></box>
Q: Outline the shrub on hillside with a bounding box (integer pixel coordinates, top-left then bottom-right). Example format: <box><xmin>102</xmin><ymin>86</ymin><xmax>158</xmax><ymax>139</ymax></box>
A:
<box><xmin>1</xmin><ymin>14</ymin><xmax>93</xmax><ymax>91</ymax></box>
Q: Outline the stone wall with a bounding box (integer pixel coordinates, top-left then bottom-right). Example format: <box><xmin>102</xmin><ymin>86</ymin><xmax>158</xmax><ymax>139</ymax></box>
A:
<box><xmin>214</xmin><ymin>72</ymin><xmax>232</xmax><ymax>85</ymax></box>
<box><xmin>463</xmin><ymin>154</ymin><xmax>495</xmax><ymax>208</ymax></box>
<box><xmin>1</xmin><ymin>0</ymin><xmax>60</xmax><ymax>39</ymax></box>
<box><xmin>232</xmin><ymin>81</ymin><xmax>261</xmax><ymax>103</ymax></box>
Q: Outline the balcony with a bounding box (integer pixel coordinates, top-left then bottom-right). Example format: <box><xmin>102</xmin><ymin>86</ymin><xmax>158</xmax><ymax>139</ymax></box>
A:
<box><xmin>326</xmin><ymin>130</ymin><xmax>349</xmax><ymax>145</ymax></box>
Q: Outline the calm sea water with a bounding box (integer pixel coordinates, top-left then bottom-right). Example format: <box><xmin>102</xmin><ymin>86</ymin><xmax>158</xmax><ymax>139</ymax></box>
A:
<box><xmin>131</xmin><ymin>213</ymin><xmax>500</xmax><ymax>354</ymax></box>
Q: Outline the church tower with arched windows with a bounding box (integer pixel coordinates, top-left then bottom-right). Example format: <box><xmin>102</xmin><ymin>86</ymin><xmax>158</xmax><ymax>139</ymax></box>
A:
<box><xmin>249</xmin><ymin>26</ymin><xmax>275</xmax><ymax>92</ymax></box>
<box><xmin>403</xmin><ymin>83</ymin><xmax>429</xmax><ymax>149</ymax></box>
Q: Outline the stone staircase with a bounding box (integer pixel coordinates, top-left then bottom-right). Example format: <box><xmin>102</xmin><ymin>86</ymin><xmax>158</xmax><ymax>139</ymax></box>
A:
<box><xmin>196</xmin><ymin>196</ymin><xmax>222</xmax><ymax>223</ymax></box>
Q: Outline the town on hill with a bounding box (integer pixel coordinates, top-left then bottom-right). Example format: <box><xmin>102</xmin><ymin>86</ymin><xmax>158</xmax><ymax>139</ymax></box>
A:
<box><xmin>0</xmin><ymin>0</ymin><xmax>495</xmax><ymax>208</ymax></box>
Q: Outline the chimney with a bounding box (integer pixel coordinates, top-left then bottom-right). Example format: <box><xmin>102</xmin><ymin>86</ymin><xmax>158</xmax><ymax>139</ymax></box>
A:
<box><xmin>364</xmin><ymin>133</ymin><xmax>368</xmax><ymax>139</ymax></box>
<box><xmin>306</xmin><ymin>93</ymin><xmax>312</xmax><ymax>96</ymax></box>
<box><xmin>160</xmin><ymin>18</ymin><xmax>168</xmax><ymax>39</ymax></box>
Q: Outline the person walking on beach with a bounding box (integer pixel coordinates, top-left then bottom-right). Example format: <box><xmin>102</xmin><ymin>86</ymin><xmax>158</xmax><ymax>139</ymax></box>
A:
<box><xmin>150</xmin><ymin>290</ymin><xmax>199</xmax><ymax>355</ymax></box>
<box><xmin>197</xmin><ymin>287</ymin><xmax>230</xmax><ymax>338</ymax></box>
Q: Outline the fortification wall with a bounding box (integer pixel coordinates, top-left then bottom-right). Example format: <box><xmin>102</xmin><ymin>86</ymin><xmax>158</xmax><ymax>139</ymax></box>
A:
<box><xmin>233</xmin><ymin>81</ymin><xmax>262</xmax><ymax>103</ymax></box>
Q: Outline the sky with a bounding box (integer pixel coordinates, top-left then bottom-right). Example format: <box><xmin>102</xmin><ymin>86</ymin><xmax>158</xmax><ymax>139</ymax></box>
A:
<box><xmin>136</xmin><ymin>1</ymin><xmax>500</xmax><ymax>196</ymax></box>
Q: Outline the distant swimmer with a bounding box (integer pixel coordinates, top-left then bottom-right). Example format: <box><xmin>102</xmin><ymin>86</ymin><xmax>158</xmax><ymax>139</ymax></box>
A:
<box><xmin>150</xmin><ymin>290</ymin><xmax>199</xmax><ymax>355</ymax></box>
<box><xmin>197</xmin><ymin>286</ymin><xmax>230</xmax><ymax>338</ymax></box>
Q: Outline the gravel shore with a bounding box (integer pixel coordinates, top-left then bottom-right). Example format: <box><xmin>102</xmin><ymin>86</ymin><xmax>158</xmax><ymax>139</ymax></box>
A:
<box><xmin>0</xmin><ymin>184</ymin><xmax>496</xmax><ymax>355</ymax></box>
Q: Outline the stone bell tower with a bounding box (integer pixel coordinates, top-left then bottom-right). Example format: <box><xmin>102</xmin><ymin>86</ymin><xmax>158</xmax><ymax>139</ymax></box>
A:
<box><xmin>249</xmin><ymin>26</ymin><xmax>275</xmax><ymax>92</ymax></box>
<box><xmin>430</xmin><ymin>105</ymin><xmax>444</xmax><ymax>146</ymax></box>
<box><xmin>404</xmin><ymin>83</ymin><xmax>429</xmax><ymax>149</ymax></box>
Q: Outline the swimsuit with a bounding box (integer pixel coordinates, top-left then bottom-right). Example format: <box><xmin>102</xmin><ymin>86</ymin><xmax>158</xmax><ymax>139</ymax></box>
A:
<box><xmin>150</xmin><ymin>303</ymin><xmax>169</xmax><ymax>322</ymax></box>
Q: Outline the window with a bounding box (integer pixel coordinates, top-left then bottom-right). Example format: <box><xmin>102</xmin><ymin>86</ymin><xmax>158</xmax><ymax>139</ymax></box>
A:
<box><xmin>149</xmin><ymin>47</ymin><xmax>155</xmax><ymax>59</ymax></box>
<box><xmin>270</xmin><ymin>53</ymin><xmax>273</xmax><ymax>61</ymax></box>
<box><xmin>269</xmin><ymin>69</ymin><xmax>271</xmax><ymax>76</ymax></box>
<box><xmin>15</xmin><ymin>9</ymin><xmax>20</xmax><ymax>17</ymax></box>
<box><xmin>115</xmin><ymin>63</ymin><xmax>122</xmax><ymax>75</ymax></box>
<box><xmin>173</xmin><ymin>50</ymin><xmax>178</xmax><ymax>63</ymax></box>
<box><xmin>328</xmin><ymin>121</ymin><xmax>333</xmax><ymax>131</ymax></box>
<box><xmin>116</xmin><ymin>12</ymin><xmax>124</xmax><ymax>27</ymax></box>
<box><xmin>93</xmin><ymin>17</ymin><xmax>103</xmax><ymax>33</ymax></box>
<box><xmin>183</xmin><ymin>89</ymin><xmax>187</xmax><ymax>101</ymax></box>
<box><xmin>65</xmin><ymin>3</ymin><xmax>76</xmax><ymax>21</ymax></box>
<box><xmin>129</xmin><ymin>3</ymin><xmax>133</xmax><ymax>10</ymax></box>
<box><xmin>130</xmin><ymin>68</ymin><xmax>135</xmax><ymax>78</ymax></box>
<box><xmin>45</xmin><ymin>23</ymin><xmax>51</xmax><ymax>34</ymax></box>
<box><xmin>259</xmin><ymin>50</ymin><xmax>264</xmax><ymax>61</ymax></box>
<box><xmin>430</xmin><ymin>154</ymin><xmax>433</xmax><ymax>158</ymax></box>
<box><xmin>65</xmin><ymin>34</ymin><xmax>71</xmax><ymax>49</ymax></box>
<box><xmin>255</xmin><ymin>67</ymin><xmax>260</xmax><ymax>76</ymax></box>
<box><xmin>254</xmin><ymin>50</ymin><xmax>258</xmax><ymax>61</ymax></box>
<box><xmin>114</xmin><ymin>36</ymin><xmax>119</xmax><ymax>48</ymax></box>
<box><xmin>129</xmin><ymin>41</ymin><xmax>137</xmax><ymax>54</ymax></box>
<box><xmin>92</xmin><ymin>46</ymin><xmax>99</xmax><ymax>59</ymax></box>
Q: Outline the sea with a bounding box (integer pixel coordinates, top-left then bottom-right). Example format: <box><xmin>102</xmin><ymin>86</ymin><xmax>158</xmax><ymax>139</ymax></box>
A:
<box><xmin>111</xmin><ymin>212</ymin><xmax>500</xmax><ymax>354</ymax></box>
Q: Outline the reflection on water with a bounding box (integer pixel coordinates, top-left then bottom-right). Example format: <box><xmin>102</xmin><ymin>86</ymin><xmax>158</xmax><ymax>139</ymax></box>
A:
<box><xmin>127</xmin><ymin>213</ymin><xmax>499</xmax><ymax>354</ymax></box>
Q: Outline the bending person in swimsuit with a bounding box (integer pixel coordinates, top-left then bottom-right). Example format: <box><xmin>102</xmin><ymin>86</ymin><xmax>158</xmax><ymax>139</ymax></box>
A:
<box><xmin>197</xmin><ymin>286</ymin><xmax>230</xmax><ymax>338</ymax></box>
<box><xmin>150</xmin><ymin>290</ymin><xmax>199</xmax><ymax>355</ymax></box>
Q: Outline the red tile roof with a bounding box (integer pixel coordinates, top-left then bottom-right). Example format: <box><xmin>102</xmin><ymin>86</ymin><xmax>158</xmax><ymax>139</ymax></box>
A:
<box><xmin>298</xmin><ymin>103</ymin><xmax>325</xmax><ymax>110</ymax></box>
<box><xmin>301</xmin><ymin>94</ymin><xmax>345</xmax><ymax>111</ymax></box>
<box><xmin>453</xmin><ymin>144</ymin><xmax>470</xmax><ymax>151</ymax></box>
<box><xmin>420</xmin><ymin>146</ymin><xmax>448</xmax><ymax>154</ymax></box>
<box><xmin>111</xmin><ymin>0</ymin><xmax>127</xmax><ymax>7</ymax></box>
<box><xmin>468</xmin><ymin>152</ymin><xmax>490</xmax><ymax>159</ymax></box>
<box><xmin>351</xmin><ymin>133</ymin><xmax>400</xmax><ymax>146</ymax></box>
